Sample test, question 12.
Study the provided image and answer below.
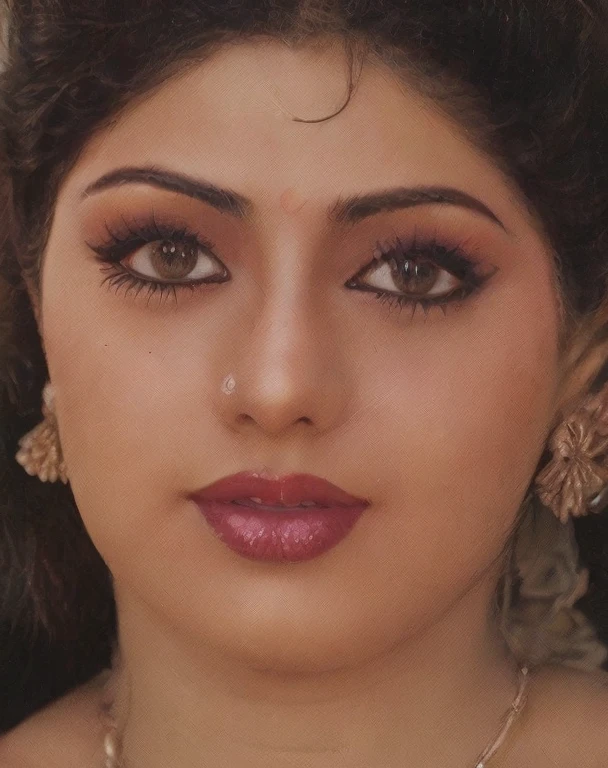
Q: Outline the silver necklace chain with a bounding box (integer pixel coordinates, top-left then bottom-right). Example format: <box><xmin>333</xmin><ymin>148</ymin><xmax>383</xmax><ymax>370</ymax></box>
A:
<box><xmin>101</xmin><ymin>664</ymin><xmax>530</xmax><ymax>768</ymax></box>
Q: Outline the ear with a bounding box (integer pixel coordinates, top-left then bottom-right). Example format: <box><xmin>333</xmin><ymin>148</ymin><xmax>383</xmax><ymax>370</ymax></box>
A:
<box><xmin>554</xmin><ymin>304</ymin><xmax>608</xmax><ymax>420</ymax></box>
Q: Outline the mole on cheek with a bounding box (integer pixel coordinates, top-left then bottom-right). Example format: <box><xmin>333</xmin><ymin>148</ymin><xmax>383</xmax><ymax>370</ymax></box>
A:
<box><xmin>279</xmin><ymin>188</ymin><xmax>308</xmax><ymax>214</ymax></box>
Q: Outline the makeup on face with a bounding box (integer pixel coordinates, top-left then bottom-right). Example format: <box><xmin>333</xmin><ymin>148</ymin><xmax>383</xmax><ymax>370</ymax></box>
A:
<box><xmin>188</xmin><ymin>471</ymin><xmax>371</xmax><ymax>562</ymax></box>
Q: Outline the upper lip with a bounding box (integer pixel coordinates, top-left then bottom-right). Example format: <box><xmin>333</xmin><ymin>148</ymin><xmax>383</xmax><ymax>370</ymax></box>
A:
<box><xmin>189</xmin><ymin>471</ymin><xmax>371</xmax><ymax>507</ymax></box>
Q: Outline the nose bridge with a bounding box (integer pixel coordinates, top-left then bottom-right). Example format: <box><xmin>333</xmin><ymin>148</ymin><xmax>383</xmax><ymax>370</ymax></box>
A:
<box><xmin>249</xmin><ymin>232</ymin><xmax>326</xmax><ymax>383</ymax></box>
<box><xmin>223</xmin><ymin>225</ymin><xmax>348</xmax><ymax>434</ymax></box>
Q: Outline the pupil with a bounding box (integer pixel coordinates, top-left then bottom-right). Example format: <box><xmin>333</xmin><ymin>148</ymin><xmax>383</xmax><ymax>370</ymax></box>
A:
<box><xmin>398</xmin><ymin>259</ymin><xmax>436</xmax><ymax>293</ymax></box>
<box><xmin>153</xmin><ymin>239</ymin><xmax>197</xmax><ymax>278</ymax></box>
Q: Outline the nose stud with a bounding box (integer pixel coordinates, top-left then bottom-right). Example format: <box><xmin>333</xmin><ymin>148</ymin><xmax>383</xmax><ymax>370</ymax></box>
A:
<box><xmin>221</xmin><ymin>374</ymin><xmax>236</xmax><ymax>395</ymax></box>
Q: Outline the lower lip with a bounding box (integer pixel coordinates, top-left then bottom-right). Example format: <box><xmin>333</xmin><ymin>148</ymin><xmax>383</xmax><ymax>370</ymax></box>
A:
<box><xmin>195</xmin><ymin>500</ymin><xmax>367</xmax><ymax>562</ymax></box>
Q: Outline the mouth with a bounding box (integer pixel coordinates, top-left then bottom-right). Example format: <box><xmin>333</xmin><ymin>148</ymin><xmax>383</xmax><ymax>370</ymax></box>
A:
<box><xmin>189</xmin><ymin>470</ymin><xmax>371</xmax><ymax>563</ymax></box>
<box><xmin>229</xmin><ymin>497</ymin><xmax>332</xmax><ymax>512</ymax></box>
<box><xmin>192</xmin><ymin>489</ymin><xmax>370</xmax><ymax>563</ymax></box>
<box><xmin>189</xmin><ymin>471</ymin><xmax>371</xmax><ymax>510</ymax></box>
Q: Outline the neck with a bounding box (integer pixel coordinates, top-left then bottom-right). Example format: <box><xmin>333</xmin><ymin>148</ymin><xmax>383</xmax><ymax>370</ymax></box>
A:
<box><xmin>104</xmin><ymin>568</ymin><xmax>526</xmax><ymax>768</ymax></box>
<box><xmin>103</xmin><ymin>564</ymin><xmax>529</xmax><ymax>768</ymax></box>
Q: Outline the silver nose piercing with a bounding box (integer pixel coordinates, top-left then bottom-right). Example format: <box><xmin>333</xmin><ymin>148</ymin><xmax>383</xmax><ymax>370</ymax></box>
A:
<box><xmin>221</xmin><ymin>374</ymin><xmax>236</xmax><ymax>395</ymax></box>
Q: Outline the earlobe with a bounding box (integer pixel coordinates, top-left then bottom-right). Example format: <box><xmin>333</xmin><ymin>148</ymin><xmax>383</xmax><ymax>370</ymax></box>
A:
<box><xmin>555</xmin><ymin>322</ymin><xmax>608</xmax><ymax>419</ymax></box>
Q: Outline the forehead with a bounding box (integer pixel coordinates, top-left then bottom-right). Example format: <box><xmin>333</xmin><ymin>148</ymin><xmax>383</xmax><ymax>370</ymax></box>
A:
<box><xmin>61</xmin><ymin>40</ymin><xmax>531</xmax><ymax>229</ymax></box>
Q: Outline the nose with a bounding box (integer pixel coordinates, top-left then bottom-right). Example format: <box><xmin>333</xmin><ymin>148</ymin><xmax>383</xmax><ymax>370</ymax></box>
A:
<box><xmin>216</xmin><ymin>289</ymin><xmax>349</xmax><ymax>437</ymax></box>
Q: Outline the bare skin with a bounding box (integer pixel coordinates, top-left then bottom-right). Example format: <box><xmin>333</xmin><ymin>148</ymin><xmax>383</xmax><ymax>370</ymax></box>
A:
<box><xmin>3</xmin><ymin>37</ymin><xmax>608</xmax><ymax>767</ymax></box>
<box><xmin>2</xmin><ymin>664</ymin><xmax>608</xmax><ymax>767</ymax></box>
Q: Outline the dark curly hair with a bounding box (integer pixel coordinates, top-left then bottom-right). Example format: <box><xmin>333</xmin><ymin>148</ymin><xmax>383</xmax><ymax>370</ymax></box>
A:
<box><xmin>2</xmin><ymin>0</ymin><xmax>608</xmax><ymax>732</ymax></box>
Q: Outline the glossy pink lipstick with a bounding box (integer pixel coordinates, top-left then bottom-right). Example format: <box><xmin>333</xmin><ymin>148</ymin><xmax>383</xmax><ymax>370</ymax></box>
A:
<box><xmin>189</xmin><ymin>472</ymin><xmax>371</xmax><ymax>563</ymax></box>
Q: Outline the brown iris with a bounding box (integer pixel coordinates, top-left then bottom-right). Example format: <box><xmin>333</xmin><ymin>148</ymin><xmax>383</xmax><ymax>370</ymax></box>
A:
<box><xmin>391</xmin><ymin>259</ymin><xmax>437</xmax><ymax>295</ymax></box>
<box><xmin>149</xmin><ymin>239</ymin><xmax>199</xmax><ymax>280</ymax></box>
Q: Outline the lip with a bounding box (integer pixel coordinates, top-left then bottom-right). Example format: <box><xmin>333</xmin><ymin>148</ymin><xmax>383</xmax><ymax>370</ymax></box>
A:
<box><xmin>189</xmin><ymin>471</ymin><xmax>371</xmax><ymax>563</ymax></box>
<box><xmin>189</xmin><ymin>471</ymin><xmax>371</xmax><ymax>508</ymax></box>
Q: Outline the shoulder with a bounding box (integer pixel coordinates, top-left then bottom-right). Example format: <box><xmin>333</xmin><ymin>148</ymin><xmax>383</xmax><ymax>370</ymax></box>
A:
<box><xmin>532</xmin><ymin>662</ymin><xmax>608</xmax><ymax>724</ymax></box>
<box><xmin>508</xmin><ymin>663</ymin><xmax>608</xmax><ymax>768</ymax></box>
<box><xmin>0</xmin><ymin>671</ymin><xmax>109</xmax><ymax>768</ymax></box>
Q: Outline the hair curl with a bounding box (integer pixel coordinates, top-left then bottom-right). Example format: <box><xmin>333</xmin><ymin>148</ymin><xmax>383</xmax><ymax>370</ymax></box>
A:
<box><xmin>2</xmin><ymin>0</ymin><xmax>608</xmax><ymax>731</ymax></box>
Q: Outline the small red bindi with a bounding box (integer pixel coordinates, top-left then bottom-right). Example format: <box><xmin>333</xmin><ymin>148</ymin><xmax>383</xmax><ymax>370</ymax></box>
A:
<box><xmin>279</xmin><ymin>187</ymin><xmax>308</xmax><ymax>214</ymax></box>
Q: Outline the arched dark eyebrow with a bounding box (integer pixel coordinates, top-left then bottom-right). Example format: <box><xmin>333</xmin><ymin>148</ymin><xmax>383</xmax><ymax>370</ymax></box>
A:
<box><xmin>80</xmin><ymin>166</ymin><xmax>508</xmax><ymax>232</ymax></box>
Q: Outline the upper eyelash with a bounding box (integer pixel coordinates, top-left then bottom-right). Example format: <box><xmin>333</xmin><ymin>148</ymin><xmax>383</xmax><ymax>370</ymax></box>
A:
<box><xmin>88</xmin><ymin>214</ymin><xmax>216</xmax><ymax>264</ymax></box>
<box><xmin>87</xmin><ymin>213</ymin><xmax>222</xmax><ymax>307</ymax></box>
<box><xmin>87</xmin><ymin>217</ymin><xmax>496</xmax><ymax>316</ymax></box>
<box><xmin>346</xmin><ymin>231</ymin><xmax>495</xmax><ymax>319</ymax></box>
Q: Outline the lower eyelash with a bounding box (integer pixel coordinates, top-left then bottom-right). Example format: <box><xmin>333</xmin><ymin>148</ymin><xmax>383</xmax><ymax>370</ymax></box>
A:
<box><xmin>91</xmin><ymin>219</ymin><xmax>496</xmax><ymax>316</ymax></box>
<box><xmin>373</xmin><ymin>288</ymin><xmax>466</xmax><ymax>320</ymax></box>
<box><xmin>99</xmin><ymin>264</ymin><xmax>207</xmax><ymax>308</ymax></box>
<box><xmin>100</xmin><ymin>260</ymin><xmax>486</xmax><ymax>319</ymax></box>
<box><xmin>348</xmin><ymin>234</ymin><xmax>495</xmax><ymax>319</ymax></box>
<box><xmin>90</xmin><ymin>214</ymin><xmax>222</xmax><ymax>307</ymax></box>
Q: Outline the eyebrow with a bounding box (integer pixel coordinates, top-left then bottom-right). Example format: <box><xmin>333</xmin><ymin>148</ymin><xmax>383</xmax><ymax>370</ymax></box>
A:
<box><xmin>80</xmin><ymin>165</ymin><xmax>508</xmax><ymax>232</ymax></box>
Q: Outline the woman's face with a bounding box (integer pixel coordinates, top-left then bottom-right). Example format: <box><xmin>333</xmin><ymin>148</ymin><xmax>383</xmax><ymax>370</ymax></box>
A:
<box><xmin>38</xmin><ymin>40</ymin><xmax>562</xmax><ymax>670</ymax></box>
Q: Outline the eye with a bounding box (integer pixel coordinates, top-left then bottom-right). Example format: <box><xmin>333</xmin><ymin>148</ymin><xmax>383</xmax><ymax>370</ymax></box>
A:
<box><xmin>125</xmin><ymin>238</ymin><xmax>218</xmax><ymax>283</ymax></box>
<box><xmin>362</xmin><ymin>250</ymin><xmax>460</xmax><ymax>297</ymax></box>
<box><xmin>345</xmin><ymin>233</ymin><xmax>497</xmax><ymax>318</ymax></box>
<box><xmin>87</xmin><ymin>215</ymin><xmax>229</xmax><ymax>306</ymax></box>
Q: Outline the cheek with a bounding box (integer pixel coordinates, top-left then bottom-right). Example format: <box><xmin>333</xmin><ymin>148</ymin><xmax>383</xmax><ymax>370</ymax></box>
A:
<box><xmin>354</xmin><ymin>264</ymin><xmax>560</xmax><ymax>582</ymax></box>
<box><xmin>41</xmin><ymin>231</ymin><xmax>559</xmax><ymax>591</ymax></box>
<box><xmin>40</xmin><ymin>261</ymin><xmax>214</xmax><ymax>559</ymax></box>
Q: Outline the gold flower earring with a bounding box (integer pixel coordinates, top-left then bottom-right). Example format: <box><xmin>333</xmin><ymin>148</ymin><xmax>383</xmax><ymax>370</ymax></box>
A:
<box><xmin>534</xmin><ymin>379</ymin><xmax>608</xmax><ymax>523</ymax></box>
<box><xmin>14</xmin><ymin>380</ymin><xmax>68</xmax><ymax>483</ymax></box>
<box><xmin>13</xmin><ymin>375</ymin><xmax>608</xmax><ymax>524</ymax></box>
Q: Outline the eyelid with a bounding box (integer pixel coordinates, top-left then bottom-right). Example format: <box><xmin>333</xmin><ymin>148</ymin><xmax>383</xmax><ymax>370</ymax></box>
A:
<box><xmin>87</xmin><ymin>211</ymin><xmax>500</xmax><ymax>317</ymax></box>
<box><xmin>343</xmin><ymin>230</ymin><xmax>499</xmax><ymax>312</ymax></box>
<box><xmin>87</xmin><ymin>214</ymin><xmax>218</xmax><ymax>262</ymax></box>
<box><xmin>352</xmin><ymin>232</ymin><xmax>486</xmax><ymax>282</ymax></box>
